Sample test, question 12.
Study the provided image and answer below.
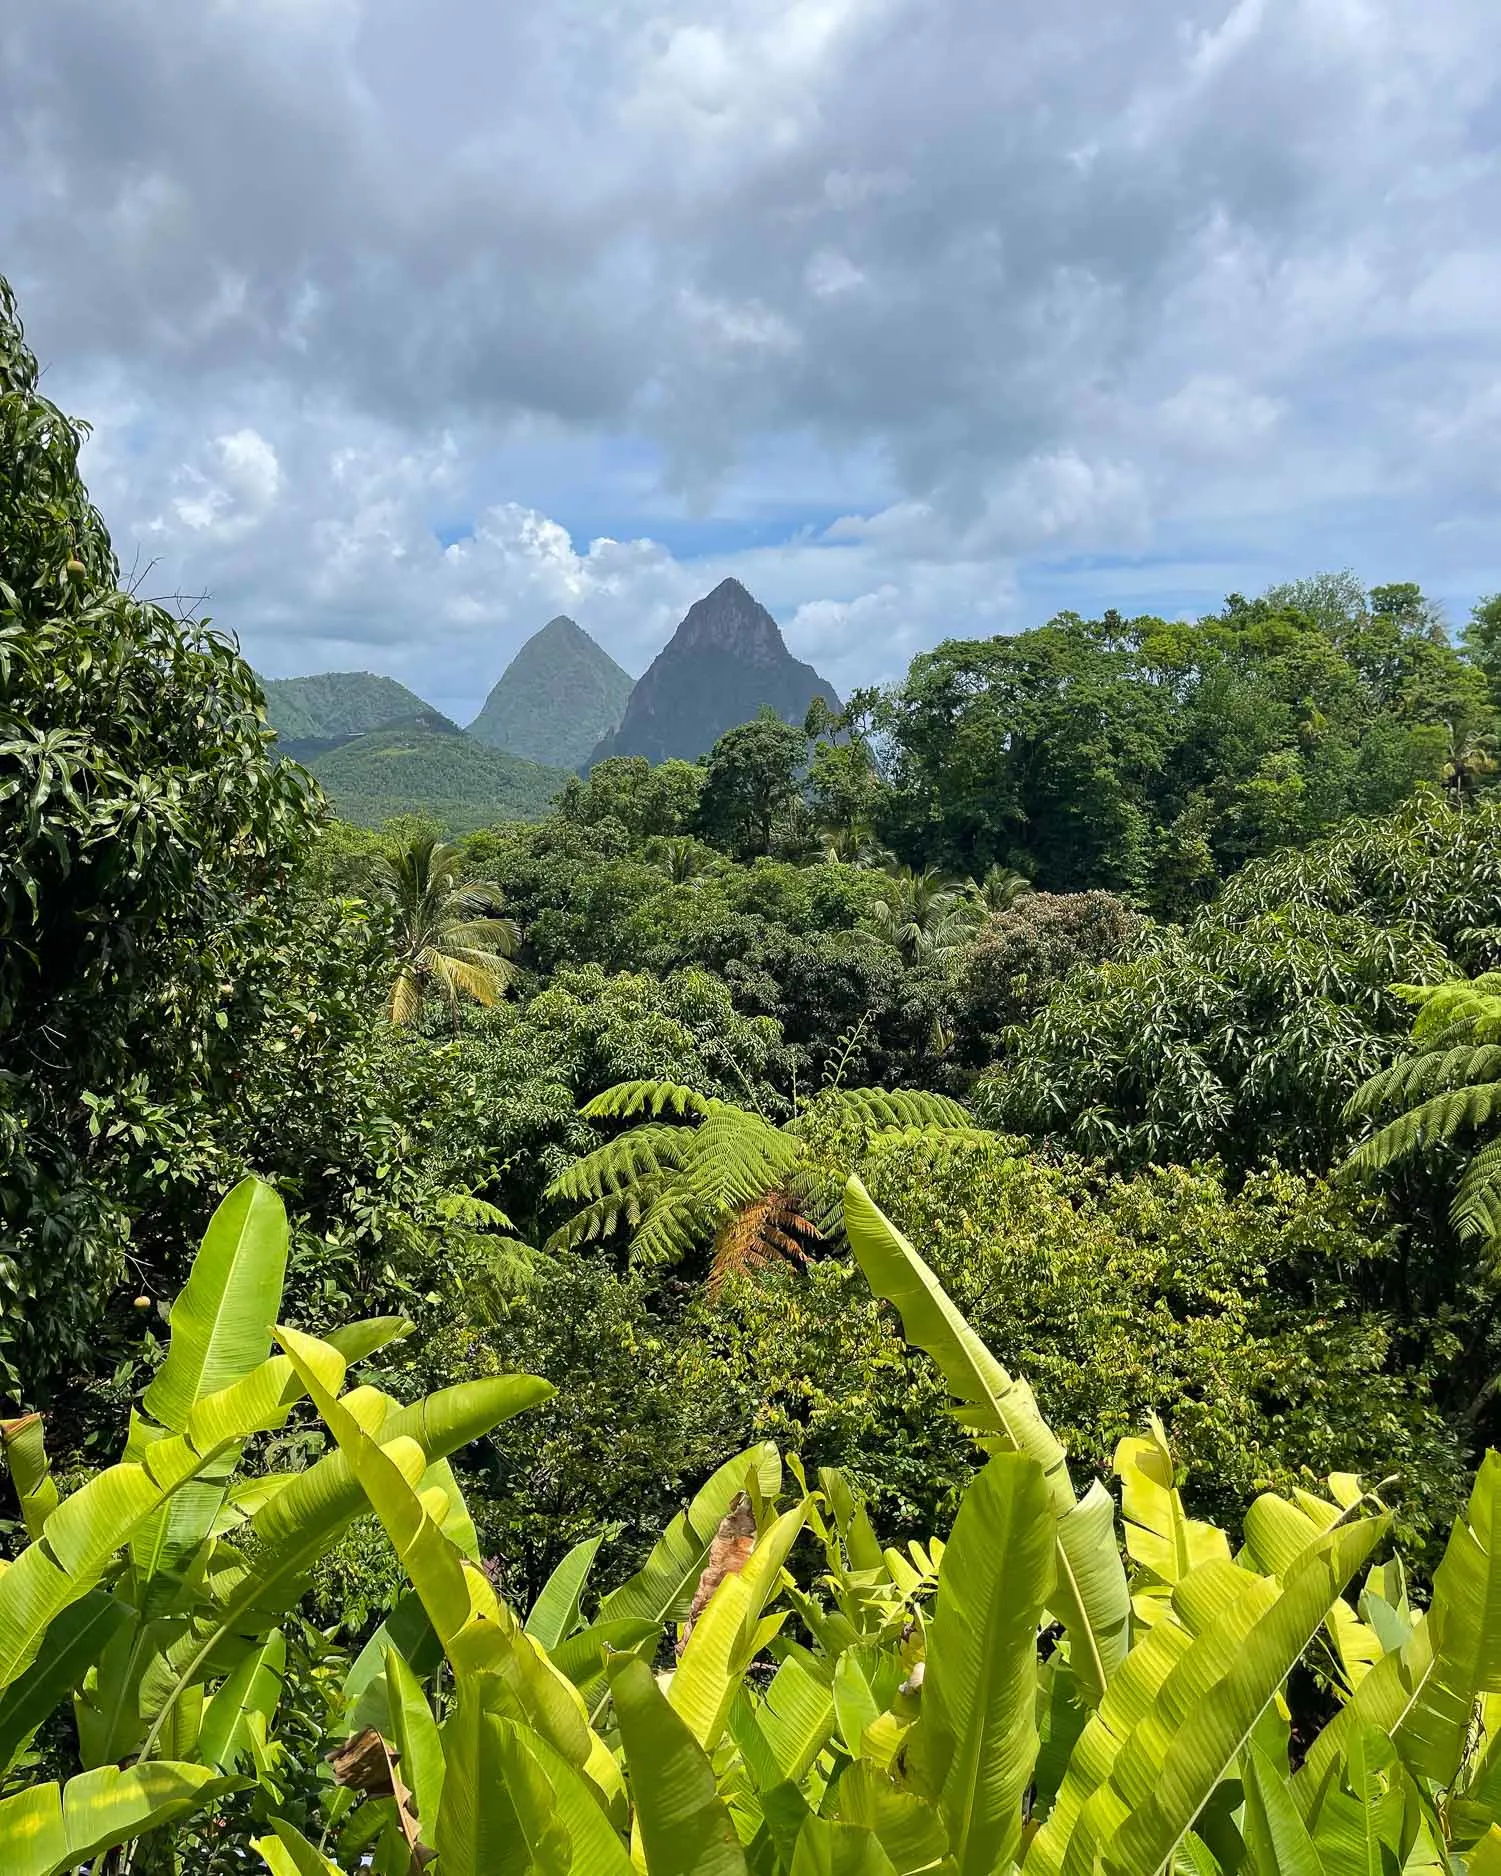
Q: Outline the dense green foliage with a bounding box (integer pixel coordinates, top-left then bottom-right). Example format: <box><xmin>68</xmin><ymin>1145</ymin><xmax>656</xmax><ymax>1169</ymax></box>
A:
<box><xmin>4</xmin><ymin>1174</ymin><xmax>1500</xmax><ymax>1875</ymax></box>
<box><xmin>879</xmin><ymin>595</ymin><xmax>1490</xmax><ymax>904</ymax></box>
<box><xmin>14</xmin><ymin>265</ymin><xmax>1501</xmax><ymax>1870</ymax></box>
<box><xmin>308</xmin><ymin>723</ymin><xmax>568</xmax><ymax>831</ymax></box>
<box><xmin>468</xmin><ymin>614</ymin><xmax>635</xmax><ymax>769</ymax></box>
<box><xmin>0</xmin><ymin>279</ymin><xmax>319</xmax><ymax>1397</ymax></box>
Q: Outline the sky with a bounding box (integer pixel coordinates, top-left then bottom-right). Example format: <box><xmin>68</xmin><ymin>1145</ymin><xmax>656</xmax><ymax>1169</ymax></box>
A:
<box><xmin>3</xmin><ymin>0</ymin><xmax>1500</xmax><ymax>723</ymax></box>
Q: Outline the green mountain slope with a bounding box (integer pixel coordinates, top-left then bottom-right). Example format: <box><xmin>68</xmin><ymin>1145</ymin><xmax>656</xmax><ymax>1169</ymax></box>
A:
<box><xmin>260</xmin><ymin>670</ymin><xmax>434</xmax><ymax>741</ymax></box>
<box><xmin>307</xmin><ymin>722</ymin><xmax>569</xmax><ymax>832</ymax></box>
<box><xmin>469</xmin><ymin>616</ymin><xmax>635</xmax><ymax>769</ymax></box>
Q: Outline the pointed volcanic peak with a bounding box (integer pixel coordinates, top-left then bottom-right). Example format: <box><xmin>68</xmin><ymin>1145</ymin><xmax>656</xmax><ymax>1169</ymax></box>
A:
<box><xmin>594</xmin><ymin>579</ymin><xmax>840</xmax><ymax>766</ymax></box>
<box><xmin>468</xmin><ymin>615</ymin><xmax>635</xmax><ymax>770</ymax></box>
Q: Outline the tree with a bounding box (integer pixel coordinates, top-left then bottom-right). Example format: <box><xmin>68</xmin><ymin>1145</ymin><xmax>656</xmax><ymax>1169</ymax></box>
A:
<box><xmin>0</xmin><ymin>275</ymin><xmax>319</xmax><ymax>1400</ymax></box>
<box><xmin>858</xmin><ymin>865</ymin><xmax>982</xmax><ymax>963</ymax></box>
<box><xmin>1343</xmin><ymin>973</ymin><xmax>1501</xmax><ymax>1258</ymax></box>
<box><xmin>976</xmin><ymin>793</ymin><xmax>1501</xmax><ymax>1178</ymax></box>
<box><xmin>543</xmin><ymin>1078</ymin><xmax>971</xmax><ymax>1284</ymax></box>
<box><xmin>1443</xmin><ymin>720</ymin><xmax>1498</xmax><ymax>808</ymax></box>
<box><xmin>967</xmin><ymin>863</ymin><xmax>1033</xmax><ymax>913</ymax></box>
<box><xmin>951</xmin><ymin>890</ymin><xmax>1139</xmax><ymax>1065</ymax></box>
<box><xmin>695</xmin><ymin>711</ymin><xmax>808</xmax><ymax>858</ymax></box>
<box><xmin>1261</xmin><ymin>567</ymin><xmax>1369</xmax><ymax>636</ymax></box>
<box><xmin>372</xmin><ymin>835</ymin><xmax>521</xmax><ymax>1026</ymax></box>
<box><xmin>556</xmin><ymin>755</ymin><xmax>705</xmax><ymax>840</ymax></box>
<box><xmin>1464</xmin><ymin>592</ymin><xmax>1501</xmax><ymax>702</ymax></box>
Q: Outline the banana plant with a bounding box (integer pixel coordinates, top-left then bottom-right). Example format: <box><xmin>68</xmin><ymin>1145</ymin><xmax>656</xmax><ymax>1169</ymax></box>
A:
<box><xmin>253</xmin><ymin>1176</ymin><xmax>1501</xmax><ymax>1876</ymax></box>
<box><xmin>0</xmin><ymin>1174</ymin><xmax>552</xmax><ymax>1874</ymax></box>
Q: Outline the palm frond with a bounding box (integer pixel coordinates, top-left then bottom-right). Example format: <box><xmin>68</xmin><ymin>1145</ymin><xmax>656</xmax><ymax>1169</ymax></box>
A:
<box><xmin>430</xmin><ymin>953</ymin><xmax>506</xmax><ymax>1009</ymax></box>
<box><xmin>388</xmin><ymin>965</ymin><xmax>423</xmax><ymax>1027</ymax></box>
<box><xmin>446</xmin><ymin>916</ymin><xmax>522</xmax><ymax>956</ymax></box>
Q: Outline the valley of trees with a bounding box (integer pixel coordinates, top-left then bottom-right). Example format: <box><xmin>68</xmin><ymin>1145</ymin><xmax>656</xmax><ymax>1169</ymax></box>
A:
<box><xmin>12</xmin><ymin>271</ymin><xmax>1501</xmax><ymax>1870</ymax></box>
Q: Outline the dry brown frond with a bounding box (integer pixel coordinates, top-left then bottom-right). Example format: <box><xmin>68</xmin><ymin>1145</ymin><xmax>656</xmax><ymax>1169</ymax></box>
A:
<box><xmin>706</xmin><ymin>1187</ymin><xmax>820</xmax><ymax>1300</ymax></box>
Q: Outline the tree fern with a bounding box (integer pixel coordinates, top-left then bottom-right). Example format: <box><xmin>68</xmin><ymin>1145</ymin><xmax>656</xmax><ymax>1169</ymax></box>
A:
<box><xmin>581</xmin><ymin>1081</ymin><xmax>717</xmax><ymax>1122</ymax></box>
<box><xmin>1343</xmin><ymin>974</ymin><xmax>1501</xmax><ymax>1257</ymax></box>
<box><xmin>543</xmin><ymin>1078</ymin><xmax>983</xmax><ymax>1277</ymax></box>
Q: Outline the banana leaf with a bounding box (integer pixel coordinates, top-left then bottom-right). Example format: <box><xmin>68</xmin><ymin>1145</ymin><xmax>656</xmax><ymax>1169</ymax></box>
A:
<box><xmin>599</xmin><ymin>1442</ymin><xmax>781</xmax><ymax>1628</ymax></box>
<box><xmin>0</xmin><ymin>1761</ymin><xmax>233</xmax><ymax>1876</ymax></box>
<box><xmin>843</xmin><ymin>1175</ymin><xmax>1129</xmax><ymax>1707</ymax></box>
<box><xmin>609</xmin><ymin>1653</ymin><xmax>748</xmax><ymax>1876</ymax></box>
<box><xmin>908</xmin><ymin>1452</ymin><xmax>1054</xmax><ymax>1876</ymax></box>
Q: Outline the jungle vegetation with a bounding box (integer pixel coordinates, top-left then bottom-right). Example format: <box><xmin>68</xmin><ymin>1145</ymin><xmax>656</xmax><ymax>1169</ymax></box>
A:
<box><xmin>11</xmin><ymin>267</ymin><xmax>1501</xmax><ymax>1870</ymax></box>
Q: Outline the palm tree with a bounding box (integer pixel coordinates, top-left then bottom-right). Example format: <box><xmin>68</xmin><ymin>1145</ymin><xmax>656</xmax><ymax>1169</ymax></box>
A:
<box><xmin>1442</xmin><ymin>721</ymin><xmax>1498</xmax><ymax>810</ymax></box>
<box><xmin>858</xmin><ymin>865</ymin><xmax>983</xmax><ymax>964</ymax></box>
<box><xmin>819</xmin><ymin>822</ymin><xmax>895</xmax><ymax>868</ymax></box>
<box><xmin>653</xmin><ymin>835</ymin><xmax>712</xmax><ymax>884</ymax></box>
<box><xmin>371</xmin><ymin>835</ymin><xmax>521</xmax><ymax>1027</ymax></box>
<box><xmin>967</xmin><ymin>863</ymin><xmax>1034</xmax><ymax>914</ymax></box>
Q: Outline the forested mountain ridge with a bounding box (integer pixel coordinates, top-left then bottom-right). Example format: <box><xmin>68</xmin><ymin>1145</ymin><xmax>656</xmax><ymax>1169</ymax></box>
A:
<box><xmin>307</xmin><ymin>717</ymin><xmax>568</xmax><ymax>830</ymax></box>
<box><xmin>469</xmin><ymin>614</ymin><xmax>634</xmax><ymax>768</ymax></box>
<box><xmin>259</xmin><ymin>668</ymin><xmax>436</xmax><ymax>742</ymax></box>
<box><xmin>591</xmin><ymin>576</ymin><xmax>840</xmax><ymax>764</ymax></box>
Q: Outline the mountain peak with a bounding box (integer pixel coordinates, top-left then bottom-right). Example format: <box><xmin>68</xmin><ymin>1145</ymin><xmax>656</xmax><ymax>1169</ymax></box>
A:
<box><xmin>468</xmin><ymin>615</ymin><xmax>634</xmax><ymax>768</ymax></box>
<box><xmin>592</xmin><ymin>581</ymin><xmax>839</xmax><ymax>767</ymax></box>
<box><xmin>673</xmin><ymin>578</ymin><xmax>787</xmax><ymax>663</ymax></box>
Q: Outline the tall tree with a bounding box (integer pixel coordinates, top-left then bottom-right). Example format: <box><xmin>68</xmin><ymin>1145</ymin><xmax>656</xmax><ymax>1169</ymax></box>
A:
<box><xmin>695</xmin><ymin>711</ymin><xmax>808</xmax><ymax>858</ymax></box>
<box><xmin>0</xmin><ymin>276</ymin><xmax>318</xmax><ymax>1400</ymax></box>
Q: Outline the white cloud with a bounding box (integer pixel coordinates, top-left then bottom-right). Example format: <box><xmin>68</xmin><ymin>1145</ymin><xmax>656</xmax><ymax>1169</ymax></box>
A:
<box><xmin>1</xmin><ymin>0</ymin><xmax>1499</xmax><ymax>702</ymax></box>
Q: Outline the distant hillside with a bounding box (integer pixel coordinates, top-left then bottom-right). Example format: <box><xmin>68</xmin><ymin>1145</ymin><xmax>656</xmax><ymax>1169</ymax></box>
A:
<box><xmin>307</xmin><ymin>720</ymin><xmax>569</xmax><ymax>833</ymax></box>
<box><xmin>260</xmin><ymin>670</ymin><xmax>435</xmax><ymax>743</ymax></box>
<box><xmin>469</xmin><ymin>616</ymin><xmax>634</xmax><ymax>769</ymax></box>
<box><xmin>592</xmin><ymin>579</ymin><xmax>839</xmax><ymax>766</ymax></box>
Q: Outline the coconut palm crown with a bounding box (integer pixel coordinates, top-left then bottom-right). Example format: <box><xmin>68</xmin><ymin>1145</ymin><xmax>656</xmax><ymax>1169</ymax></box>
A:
<box><xmin>372</xmin><ymin>834</ymin><xmax>521</xmax><ymax>1026</ymax></box>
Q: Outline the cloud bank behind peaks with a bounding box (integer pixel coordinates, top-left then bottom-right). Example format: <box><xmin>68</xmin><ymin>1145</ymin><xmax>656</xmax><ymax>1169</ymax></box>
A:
<box><xmin>2</xmin><ymin>0</ymin><xmax>1498</xmax><ymax>713</ymax></box>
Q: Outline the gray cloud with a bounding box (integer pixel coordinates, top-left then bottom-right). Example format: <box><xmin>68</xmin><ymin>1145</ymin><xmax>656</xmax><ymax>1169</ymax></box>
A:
<box><xmin>3</xmin><ymin>0</ymin><xmax>1499</xmax><ymax>712</ymax></box>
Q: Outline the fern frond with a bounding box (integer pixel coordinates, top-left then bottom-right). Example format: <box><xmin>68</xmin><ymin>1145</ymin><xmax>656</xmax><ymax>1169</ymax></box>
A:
<box><xmin>1453</xmin><ymin>1138</ymin><xmax>1501</xmax><ymax>1243</ymax></box>
<box><xmin>1343</xmin><ymin>1083</ymin><xmax>1501</xmax><ymax>1173</ymax></box>
<box><xmin>544</xmin><ymin>1173</ymin><xmax>675</xmax><ymax>1253</ymax></box>
<box><xmin>1408</xmin><ymin>978</ymin><xmax>1501</xmax><ymax>1041</ymax></box>
<box><xmin>436</xmin><ymin>1192</ymin><xmax>518</xmax><ymax>1231</ymax></box>
<box><xmin>630</xmin><ymin>1185</ymin><xmax>719</xmax><ymax>1265</ymax></box>
<box><xmin>1343</xmin><ymin>1047</ymin><xmax>1501</xmax><ymax>1121</ymax></box>
<box><xmin>580</xmin><ymin>1080</ymin><xmax>717</xmax><ymax>1121</ymax></box>
<box><xmin>680</xmin><ymin>1112</ymin><xmax>803</xmax><ymax>1208</ymax></box>
<box><xmin>544</xmin><ymin>1124</ymin><xmax>692</xmax><ymax>1206</ymax></box>
<box><xmin>707</xmin><ymin>1189</ymin><xmax>818</xmax><ymax>1299</ymax></box>
<box><xmin>826</xmin><ymin>1088</ymin><xmax>973</xmax><ymax>1130</ymax></box>
<box><xmin>630</xmin><ymin>1114</ymin><xmax>803</xmax><ymax>1264</ymax></box>
<box><xmin>466</xmin><ymin>1238</ymin><xmax>560</xmax><ymax>1322</ymax></box>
